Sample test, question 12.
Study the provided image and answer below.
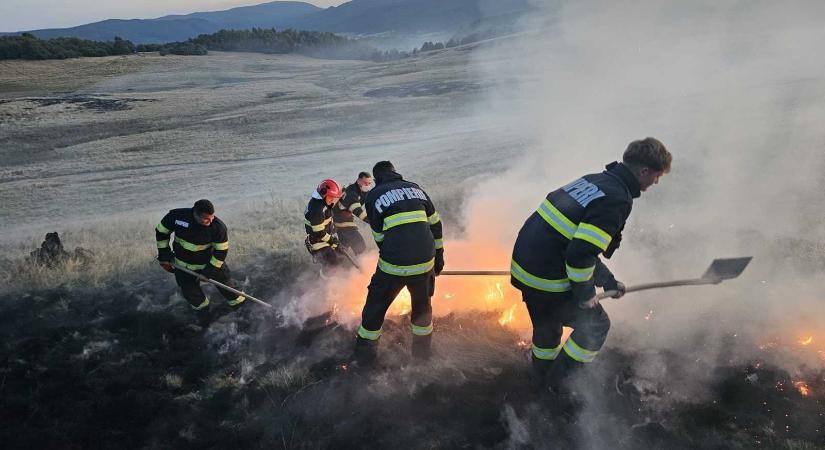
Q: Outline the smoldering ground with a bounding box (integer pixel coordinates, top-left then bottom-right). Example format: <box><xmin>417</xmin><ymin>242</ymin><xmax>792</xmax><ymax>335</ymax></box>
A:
<box><xmin>2</xmin><ymin>1</ymin><xmax>825</xmax><ymax>449</ymax></box>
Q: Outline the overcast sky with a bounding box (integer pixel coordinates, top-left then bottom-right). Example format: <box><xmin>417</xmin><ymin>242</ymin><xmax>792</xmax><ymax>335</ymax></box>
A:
<box><xmin>0</xmin><ymin>0</ymin><xmax>348</xmax><ymax>32</ymax></box>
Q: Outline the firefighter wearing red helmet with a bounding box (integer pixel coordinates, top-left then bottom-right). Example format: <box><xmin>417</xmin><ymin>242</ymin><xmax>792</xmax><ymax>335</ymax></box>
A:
<box><xmin>305</xmin><ymin>179</ymin><xmax>344</xmax><ymax>269</ymax></box>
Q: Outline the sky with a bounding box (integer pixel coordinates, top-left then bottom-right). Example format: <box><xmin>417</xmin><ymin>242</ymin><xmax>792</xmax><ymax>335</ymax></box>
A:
<box><xmin>0</xmin><ymin>0</ymin><xmax>348</xmax><ymax>32</ymax></box>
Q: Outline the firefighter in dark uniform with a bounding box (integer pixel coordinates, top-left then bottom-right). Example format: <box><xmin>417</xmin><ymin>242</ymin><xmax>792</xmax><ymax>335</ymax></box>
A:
<box><xmin>353</xmin><ymin>161</ymin><xmax>444</xmax><ymax>364</ymax></box>
<box><xmin>510</xmin><ymin>138</ymin><xmax>671</xmax><ymax>391</ymax></box>
<box><xmin>305</xmin><ymin>179</ymin><xmax>344</xmax><ymax>270</ymax></box>
<box><xmin>156</xmin><ymin>199</ymin><xmax>246</xmax><ymax>317</ymax></box>
<box><xmin>332</xmin><ymin>171</ymin><xmax>373</xmax><ymax>255</ymax></box>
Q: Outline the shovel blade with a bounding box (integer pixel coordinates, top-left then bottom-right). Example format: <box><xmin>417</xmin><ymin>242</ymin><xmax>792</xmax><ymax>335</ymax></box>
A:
<box><xmin>701</xmin><ymin>257</ymin><xmax>752</xmax><ymax>282</ymax></box>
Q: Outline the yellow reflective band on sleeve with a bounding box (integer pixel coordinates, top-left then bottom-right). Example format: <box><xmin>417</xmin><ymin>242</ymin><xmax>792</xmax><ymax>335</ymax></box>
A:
<box><xmin>536</xmin><ymin>199</ymin><xmax>576</xmax><ymax>239</ymax></box>
<box><xmin>174</xmin><ymin>258</ymin><xmax>207</xmax><ymax>271</ymax></box>
<box><xmin>210</xmin><ymin>256</ymin><xmax>224</xmax><ymax>268</ymax></box>
<box><xmin>157</xmin><ymin>240</ymin><xmax>169</xmax><ymax>249</ymax></box>
<box><xmin>335</xmin><ymin>222</ymin><xmax>358</xmax><ymax>228</ymax></box>
<box><xmin>428</xmin><ymin>211</ymin><xmax>441</xmax><ymax>225</ymax></box>
<box><xmin>357</xmin><ymin>325</ymin><xmax>382</xmax><ymax>340</ymax></box>
<box><xmin>563</xmin><ymin>337</ymin><xmax>599</xmax><ymax>363</ymax></box>
<box><xmin>510</xmin><ymin>260</ymin><xmax>571</xmax><ymax>292</ymax></box>
<box><xmin>434</xmin><ymin>238</ymin><xmax>443</xmax><ymax>250</ymax></box>
<box><xmin>378</xmin><ymin>258</ymin><xmax>435</xmax><ymax>276</ymax></box>
<box><xmin>358</xmin><ymin>211</ymin><xmax>368</xmax><ymax>221</ymax></box>
<box><xmin>566</xmin><ymin>264</ymin><xmax>595</xmax><ymax>283</ymax></box>
<box><xmin>320</xmin><ymin>233</ymin><xmax>331</xmax><ymax>242</ymax></box>
<box><xmin>382</xmin><ymin>210</ymin><xmax>429</xmax><ymax>231</ymax></box>
<box><xmin>372</xmin><ymin>230</ymin><xmax>385</xmax><ymax>243</ymax></box>
<box><xmin>305</xmin><ymin>218</ymin><xmax>331</xmax><ymax>232</ymax></box>
<box><xmin>573</xmin><ymin>223</ymin><xmax>612</xmax><ymax>251</ymax></box>
<box><xmin>156</xmin><ymin>222</ymin><xmax>172</xmax><ymax>235</ymax></box>
<box><xmin>227</xmin><ymin>295</ymin><xmax>245</xmax><ymax>306</ymax></box>
<box><xmin>213</xmin><ymin>241</ymin><xmax>229</xmax><ymax>251</ymax></box>
<box><xmin>174</xmin><ymin>237</ymin><xmax>212</xmax><ymax>252</ymax></box>
<box><xmin>311</xmin><ymin>241</ymin><xmax>331</xmax><ymax>251</ymax></box>
<box><xmin>411</xmin><ymin>322</ymin><xmax>433</xmax><ymax>336</ymax></box>
<box><xmin>349</xmin><ymin>202</ymin><xmax>363</xmax><ymax>212</ymax></box>
<box><xmin>532</xmin><ymin>342</ymin><xmax>563</xmax><ymax>361</ymax></box>
<box><xmin>191</xmin><ymin>298</ymin><xmax>210</xmax><ymax>310</ymax></box>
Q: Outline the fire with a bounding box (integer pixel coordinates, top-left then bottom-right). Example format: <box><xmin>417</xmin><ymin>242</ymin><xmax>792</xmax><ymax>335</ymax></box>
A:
<box><xmin>799</xmin><ymin>336</ymin><xmax>813</xmax><ymax>346</ymax></box>
<box><xmin>325</xmin><ymin>239</ymin><xmax>534</xmax><ymax>330</ymax></box>
<box><xmin>498</xmin><ymin>304</ymin><xmax>517</xmax><ymax>326</ymax></box>
<box><xmin>793</xmin><ymin>381</ymin><xmax>812</xmax><ymax>396</ymax></box>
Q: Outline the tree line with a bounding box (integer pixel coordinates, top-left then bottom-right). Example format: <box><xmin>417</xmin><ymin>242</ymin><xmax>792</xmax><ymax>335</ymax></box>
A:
<box><xmin>0</xmin><ymin>33</ymin><xmax>136</xmax><ymax>60</ymax></box>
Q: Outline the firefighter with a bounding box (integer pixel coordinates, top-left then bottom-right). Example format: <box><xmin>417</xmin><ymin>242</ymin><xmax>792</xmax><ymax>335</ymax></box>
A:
<box><xmin>352</xmin><ymin>161</ymin><xmax>444</xmax><ymax>365</ymax></box>
<box><xmin>332</xmin><ymin>172</ymin><xmax>373</xmax><ymax>255</ymax></box>
<box><xmin>510</xmin><ymin>138</ymin><xmax>672</xmax><ymax>392</ymax></box>
<box><xmin>155</xmin><ymin>199</ymin><xmax>246</xmax><ymax>319</ymax></box>
<box><xmin>305</xmin><ymin>179</ymin><xmax>344</xmax><ymax>270</ymax></box>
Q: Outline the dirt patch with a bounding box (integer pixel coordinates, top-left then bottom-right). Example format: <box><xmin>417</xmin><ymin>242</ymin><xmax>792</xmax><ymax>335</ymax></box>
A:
<box><xmin>364</xmin><ymin>81</ymin><xmax>480</xmax><ymax>98</ymax></box>
<box><xmin>24</xmin><ymin>95</ymin><xmax>157</xmax><ymax>113</ymax></box>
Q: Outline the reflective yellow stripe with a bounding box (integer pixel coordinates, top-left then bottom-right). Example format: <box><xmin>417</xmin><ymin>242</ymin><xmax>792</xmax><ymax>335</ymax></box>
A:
<box><xmin>213</xmin><ymin>241</ymin><xmax>229</xmax><ymax>251</ymax></box>
<box><xmin>382</xmin><ymin>210</ymin><xmax>428</xmax><ymax>231</ymax></box>
<box><xmin>305</xmin><ymin>217</ymin><xmax>331</xmax><ymax>232</ymax></box>
<box><xmin>372</xmin><ymin>230</ymin><xmax>385</xmax><ymax>243</ymax></box>
<box><xmin>210</xmin><ymin>256</ymin><xmax>224</xmax><ymax>268</ymax></box>
<box><xmin>335</xmin><ymin>221</ymin><xmax>358</xmax><ymax>228</ymax></box>
<box><xmin>357</xmin><ymin>325</ymin><xmax>382</xmax><ymax>340</ymax></box>
<box><xmin>532</xmin><ymin>342</ymin><xmax>562</xmax><ymax>360</ymax></box>
<box><xmin>566</xmin><ymin>264</ymin><xmax>595</xmax><ymax>283</ymax></box>
<box><xmin>348</xmin><ymin>202</ymin><xmax>363</xmax><ymax>212</ymax></box>
<box><xmin>358</xmin><ymin>211</ymin><xmax>368</xmax><ymax>221</ymax></box>
<box><xmin>378</xmin><ymin>257</ymin><xmax>434</xmax><ymax>276</ymax></box>
<box><xmin>174</xmin><ymin>237</ymin><xmax>212</xmax><ymax>252</ymax></box>
<box><xmin>428</xmin><ymin>211</ymin><xmax>441</xmax><ymax>225</ymax></box>
<box><xmin>311</xmin><ymin>241</ymin><xmax>330</xmax><ymax>251</ymax></box>
<box><xmin>411</xmin><ymin>322</ymin><xmax>433</xmax><ymax>336</ymax></box>
<box><xmin>563</xmin><ymin>337</ymin><xmax>598</xmax><ymax>363</ymax></box>
<box><xmin>510</xmin><ymin>260</ymin><xmax>571</xmax><ymax>292</ymax></box>
<box><xmin>573</xmin><ymin>223</ymin><xmax>612</xmax><ymax>251</ymax></box>
<box><xmin>227</xmin><ymin>295</ymin><xmax>245</xmax><ymax>306</ymax></box>
<box><xmin>191</xmin><ymin>298</ymin><xmax>210</xmax><ymax>310</ymax></box>
<box><xmin>156</xmin><ymin>222</ymin><xmax>172</xmax><ymax>235</ymax></box>
<box><xmin>174</xmin><ymin>258</ymin><xmax>206</xmax><ymax>271</ymax></box>
<box><xmin>434</xmin><ymin>238</ymin><xmax>443</xmax><ymax>250</ymax></box>
<box><xmin>157</xmin><ymin>240</ymin><xmax>169</xmax><ymax>249</ymax></box>
<box><xmin>536</xmin><ymin>199</ymin><xmax>576</xmax><ymax>239</ymax></box>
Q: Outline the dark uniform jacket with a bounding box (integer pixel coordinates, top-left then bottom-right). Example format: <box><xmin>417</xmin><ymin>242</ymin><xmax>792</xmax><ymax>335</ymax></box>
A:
<box><xmin>510</xmin><ymin>162</ymin><xmax>641</xmax><ymax>302</ymax></box>
<box><xmin>304</xmin><ymin>192</ymin><xmax>336</xmax><ymax>252</ymax></box>
<box><xmin>365</xmin><ymin>169</ymin><xmax>443</xmax><ymax>276</ymax></box>
<box><xmin>333</xmin><ymin>182</ymin><xmax>369</xmax><ymax>227</ymax></box>
<box><xmin>155</xmin><ymin>208</ymin><xmax>230</xmax><ymax>273</ymax></box>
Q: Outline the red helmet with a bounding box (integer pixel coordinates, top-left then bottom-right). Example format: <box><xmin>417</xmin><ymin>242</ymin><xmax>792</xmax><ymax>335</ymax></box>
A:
<box><xmin>317</xmin><ymin>179</ymin><xmax>342</xmax><ymax>199</ymax></box>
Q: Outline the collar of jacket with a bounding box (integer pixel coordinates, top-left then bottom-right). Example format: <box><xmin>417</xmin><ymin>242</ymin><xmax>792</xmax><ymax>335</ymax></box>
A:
<box><xmin>374</xmin><ymin>169</ymin><xmax>403</xmax><ymax>185</ymax></box>
<box><xmin>311</xmin><ymin>191</ymin><xmax>323</xmax><ymax>200</ymax></box>
<box><xmin>605</xmin><ymin>161</ymin><xmax>641</xmax><ymax>198</ymax></box>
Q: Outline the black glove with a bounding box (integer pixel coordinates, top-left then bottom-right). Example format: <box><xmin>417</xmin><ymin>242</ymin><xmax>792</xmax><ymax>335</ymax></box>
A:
<box><xmin>603</xmin><ymin>278</ymin><xmax>626</xmax><ymax>299</ymax></box>
<box><xmin>434</xmin><ymin>249</ymin><xmax>444</xmax><ymax>276</ymax></box>
<box><xmin>329</xmin><ymin>235</ymin><xmax>339</xmax><ymax>249</ymax></box>
<box><xmin>158</xmin><ymin>251</ymin><xmax>174</xmax><ymax>263</ymax></box>
<box><xmin>199</xmin><ymin>265</ymin><xmax>217</xmax><ymax>281</ymax></box>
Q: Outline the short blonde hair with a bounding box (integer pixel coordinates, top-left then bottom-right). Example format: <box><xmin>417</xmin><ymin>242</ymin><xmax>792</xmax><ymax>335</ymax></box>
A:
<box><xmin>623</xmin><ymin>137</ymin><xmax>672</xmax><ymax>173</ymax></box>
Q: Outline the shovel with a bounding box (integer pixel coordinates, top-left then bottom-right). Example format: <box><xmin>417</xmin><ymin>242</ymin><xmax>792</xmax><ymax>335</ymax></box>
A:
<box><xmin>595</xmin><ymin>256</ymin><xmax>752</xmax><ymax>300</ymax></box>
<box><xmin>172</xmin><ymin>264</ymin><xmax>273</xmax><ymax>309</ymax></box>
<box><xmin>441</xmin><ymin>256</ymin><xmax>752</xmax><ymax>299</ymax></box>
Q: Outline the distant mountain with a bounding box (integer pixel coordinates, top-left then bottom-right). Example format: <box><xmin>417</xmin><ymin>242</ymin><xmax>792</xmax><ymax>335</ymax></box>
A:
<box><xmin>3</xmin><ymin>0</ymin><xmax>534</xmax><ymax>44</ymax></box>
<box><xmin>290</xmin><ymin>0</ymin><xmax>534</xmax><ymax>35</ymax></box>
<box><xmin>3</xmin><ymin>2</ymin><xmax>321</xmax><ymax>44</ymax></box>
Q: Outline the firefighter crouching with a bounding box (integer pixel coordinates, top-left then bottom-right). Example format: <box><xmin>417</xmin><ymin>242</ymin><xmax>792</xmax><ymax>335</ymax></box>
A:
<box><xmin>332</xmin><ymin>171</ymin><xmax>373</xmax><ymax>255</ymax></box>
<box><xmin>353</xmin><ymin>161</ymin><xmax>444</xmax><ymax>365</ymax></box>
<box><xmin>305</xmin><ymin>179</ymin><xmax>345</xmax><ymax>270</ymax></box>
<box><xmin>510</xmin><ymin>138</ymin><xmax>672</xmax><ymax>392</ymax></box>
<box><xmin>156</xmin><ymin>199</ymin><xmax>246</xmax><ymax>317</ymax></box>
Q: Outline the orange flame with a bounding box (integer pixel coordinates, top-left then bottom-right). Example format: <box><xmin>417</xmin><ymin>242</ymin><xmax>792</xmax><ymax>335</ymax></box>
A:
<box><xmin>799</xmin><ymin>336</ymin><xmax>813</xmax><ymax>346</ymax></box>
<box><xmin>327</xmin><ymin>239</ymin><xmax>532</xmax><ymax>331</ymax></box>
<box><xmin>793</xmin><ymin>381</ymin><xmax>811</xmax><ymax>396</ymax></box>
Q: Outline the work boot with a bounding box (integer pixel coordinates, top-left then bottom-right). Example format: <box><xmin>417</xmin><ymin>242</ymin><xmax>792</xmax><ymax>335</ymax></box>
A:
<box><xmin>350</xmin><ymin>337</ymin><xmax>378</xmax><ymax>369</ymax></box>
<box><xmin>227</xmin><ymin>295</ymin><xmax>247</xmax><ymax>311</ymax></box>
<box><xmin>547</xmin><ymin>351</ymin><xmax>585</xmax><ymax>395</ymax></box>
<box><xmin>411</xmin><ymin>334</ymin><xmax>433</xmax><ymax>361</ymax></box>
<box><xmin>530</xmin><ymin>354</ymin><xmax>555</xmax><ymax>390</ymax></box>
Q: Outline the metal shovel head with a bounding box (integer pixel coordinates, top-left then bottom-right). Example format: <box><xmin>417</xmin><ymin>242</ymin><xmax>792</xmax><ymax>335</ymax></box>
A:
<box><xmin>700</xmin><ymin>257</ymin><xmax>753</xmax><ymax>282</ymax></box>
